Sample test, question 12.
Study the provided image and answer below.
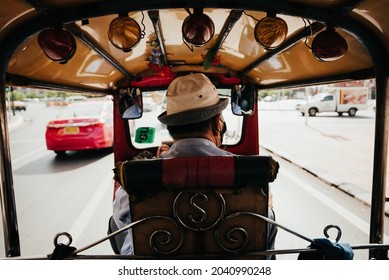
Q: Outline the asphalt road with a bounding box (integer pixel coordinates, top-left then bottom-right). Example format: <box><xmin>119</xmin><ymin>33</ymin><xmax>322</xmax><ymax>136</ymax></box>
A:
<box><xmin>3</xmin><ymin>103</ymin><xmax>114</xmax><ymax>257</ymax></box>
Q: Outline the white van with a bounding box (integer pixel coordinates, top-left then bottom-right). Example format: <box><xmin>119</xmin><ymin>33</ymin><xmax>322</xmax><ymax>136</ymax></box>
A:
<box><xmin>295</xmin><ymin>87</ymin><xmax>369</xmax><ymax>116</ymax></box>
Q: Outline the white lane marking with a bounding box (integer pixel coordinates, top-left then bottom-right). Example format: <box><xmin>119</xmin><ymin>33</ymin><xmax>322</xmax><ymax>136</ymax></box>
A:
<box><xmin>11</xmin><ymin>147</ymin><xmax>51</xmax><ymax>170</ymax></box>
<box><xmin>12</xmin><ymin>146</ymin><xmax>46</xmax><ymax>164</ymax></box>
<box><xmin>67</xmin><ymin>170</ymin><xmax>113</xmax><ymax>246</ymax></box>
<box><xmin>282</xmin><ymin>168</ymin><xmax>389</xmax><ymax>241</ymax></box>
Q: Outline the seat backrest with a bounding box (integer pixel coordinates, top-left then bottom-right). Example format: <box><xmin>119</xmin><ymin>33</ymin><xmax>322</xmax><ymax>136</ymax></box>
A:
<box><xmin>113</xmin><ymin>155</ymin><xmax>278</xmax><ymax>258</ymax></box>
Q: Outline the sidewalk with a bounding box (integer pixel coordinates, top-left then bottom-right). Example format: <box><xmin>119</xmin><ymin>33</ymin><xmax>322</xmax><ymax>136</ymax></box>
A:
<box><xmin>7</xmin><ymin>113</ymin><xmax>24</xmax><ymax>132</ymax></box>
<box><xmin>258</xmin><ymin>100</ymin><xmax>389</xmax><ymax>215</ymax></box>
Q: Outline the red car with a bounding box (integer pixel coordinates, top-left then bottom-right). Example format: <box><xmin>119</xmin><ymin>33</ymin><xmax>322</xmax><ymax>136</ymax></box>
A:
<box><xmin>45</xmin><ymin>100</ymin><xmax>114</xmax><ymax>155</ymax></box>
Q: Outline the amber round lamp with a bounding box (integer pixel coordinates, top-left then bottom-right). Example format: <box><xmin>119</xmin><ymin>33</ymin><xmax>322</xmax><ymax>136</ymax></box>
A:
<box><xmin>254</xmin><ymin>16</ymin><xmax>288</xmax><ymax>49</ymax></box>
<box><xmin>108</xmin><ymin>17</ymin><xmax>141</xmax><ymax>52</ymax></box>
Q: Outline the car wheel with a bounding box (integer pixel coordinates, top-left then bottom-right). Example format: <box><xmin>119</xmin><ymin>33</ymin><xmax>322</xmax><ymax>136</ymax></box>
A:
<box><xmin>348</xmin><ymin>108</ymin><xmax>357</xmax><ymax>116</ymax></box>
<box><xmin>308</xmin><ymin>108</ymin><xmax>317</xmax><ymax>116</ymax></box>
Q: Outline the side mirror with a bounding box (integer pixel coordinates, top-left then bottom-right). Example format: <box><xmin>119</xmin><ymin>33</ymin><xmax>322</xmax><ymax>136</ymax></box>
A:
<box><xmin>231</xmin><ymin>85</ymin><xmax>255</xmax><ymax>116</ymax></box>
<box><xmin>119</xmin><ymin>88</ymin><xmax>142</xmax><ymax>119</ymax></box>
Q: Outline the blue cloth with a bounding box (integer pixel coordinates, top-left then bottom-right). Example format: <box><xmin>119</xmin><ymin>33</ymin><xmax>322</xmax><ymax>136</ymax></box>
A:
<box><xmin>298</xmin><ymin>238</ymin><xmax>354</xmax><ymax>260</ymax></box>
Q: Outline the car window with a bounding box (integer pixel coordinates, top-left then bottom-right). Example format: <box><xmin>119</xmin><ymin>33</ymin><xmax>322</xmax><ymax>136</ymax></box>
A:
<box><xmin>323</xmin><ymin>95</ymin><xmax>334</xmax><ymax>101</ymax></box>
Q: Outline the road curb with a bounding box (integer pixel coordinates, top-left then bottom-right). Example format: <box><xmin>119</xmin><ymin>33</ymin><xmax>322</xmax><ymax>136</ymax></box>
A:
<box><xmin>260</xmin><ymin>143</ymin><xmax>389</xmax><ymax>216</ymax></box>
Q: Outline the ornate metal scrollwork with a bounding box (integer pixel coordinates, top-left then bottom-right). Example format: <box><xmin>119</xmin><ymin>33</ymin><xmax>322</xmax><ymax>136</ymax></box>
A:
<box><xmin>219</xmin><ymin>226</ymin><xmax>249</xmax><ymax>253</ymax></box>
<box><xmin>171</xmin><ymin>192</ymin><xmax>266</xmax><ymax>254</ymax></box>
<box><xmin>173</xmin><ymin>191</ymin><xmax>226</xmax><ymax>231</ymax></box>
<box><xmin>215</xmin><ymin>212</ymin><xmax>256</xmax><ymax>253</ymax></box>
<box><xmin>147</xmin><ymin>216</ymin><xmax>184</xmax><ymax>254</ymax></box>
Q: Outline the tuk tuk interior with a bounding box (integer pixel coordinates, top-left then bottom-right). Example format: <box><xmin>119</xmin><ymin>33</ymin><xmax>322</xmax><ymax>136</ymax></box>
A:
<box><xmin>0</xmin><ymin>0</ymin><xmax>388</xmax><ymax>259</ymax></box>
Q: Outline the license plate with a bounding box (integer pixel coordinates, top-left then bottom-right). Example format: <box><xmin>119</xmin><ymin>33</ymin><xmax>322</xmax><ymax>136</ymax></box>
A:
<box><xmin>63</xmin><ymin>126</ymin><xmax>80</xmax><ymax>134</ymax></box>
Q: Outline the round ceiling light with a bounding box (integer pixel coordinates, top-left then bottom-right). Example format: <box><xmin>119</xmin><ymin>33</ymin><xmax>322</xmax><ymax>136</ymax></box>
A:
<box><xmin>311</xmin><ymin>27</ymin><xmax>348</xmax><ymax>62</ymax></box>
<box><xmin>38</xmin><ymin>28</ymin><xmax>76</xmax><ymax>64</ymax></box>
<box><xmin>108</xmin><ymin>16</ymin><xmax>141</xmax><ymax>52</ymax></box>
<box><xmin>182</xmin><ymin>13</ymin><xmax>215</xmax><ymax>46</ymax></box>
<box><xmin>254</xmin><ymin>16</ymin><xmax>288</xmax><ymax>49</ymax></box>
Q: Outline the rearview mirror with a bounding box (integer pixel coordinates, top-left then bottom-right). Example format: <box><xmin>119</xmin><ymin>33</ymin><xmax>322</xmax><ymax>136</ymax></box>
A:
<box><xmin>119</xmin><ymin>87</ymin><xmax>142</xmax><ymax>119</ymax></box>
<box><xmin>231</xmin><ymin>84</ymin><xmax>255</xmax><ymax>116</ymax></box>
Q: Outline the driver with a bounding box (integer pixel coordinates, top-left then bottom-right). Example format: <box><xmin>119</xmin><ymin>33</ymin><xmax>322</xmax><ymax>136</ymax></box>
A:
<box><xmin>156</xmin><ymin>73</ymin><xmax>231</xmax><ymax>157</ymax></box>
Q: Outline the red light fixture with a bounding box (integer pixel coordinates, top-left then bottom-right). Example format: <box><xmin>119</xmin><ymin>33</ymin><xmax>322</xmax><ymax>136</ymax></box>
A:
<box><xmin>182</xmin><ymin>9</ymin><xmax>215</xmax><ymax>47</ymax></box>
<box><xmin>108</xmin><ymin>16</ymin><xmax>142</xmax><ymax>52</ymax></box>
<box><xmin>38</xmin><ymin>27</ymin><xmax>76</xmax><ymax>64</ymax></box>
<box><xmin>311</xmin><ymin>26</ymin><xmax>348</xmax><ymax>62</ymax></box>
<box><xmin>254</xmin><ymin>14</ymin><xmax>288</xmax><ymax>49</ymax></box>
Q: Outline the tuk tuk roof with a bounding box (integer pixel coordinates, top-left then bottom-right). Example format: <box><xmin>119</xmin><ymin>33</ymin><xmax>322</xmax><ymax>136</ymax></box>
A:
<box><xmin>1</xmin><ymin>0</ymin><xmax>388</xmax><ymax>93</ymax></box>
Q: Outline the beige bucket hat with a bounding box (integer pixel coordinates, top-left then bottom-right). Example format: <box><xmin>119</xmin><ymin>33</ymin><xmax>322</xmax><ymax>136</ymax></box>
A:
<box><xmin>157</xmin><ymin>73</ymin><xmax>228</xmax><ymax>125</ymax></box>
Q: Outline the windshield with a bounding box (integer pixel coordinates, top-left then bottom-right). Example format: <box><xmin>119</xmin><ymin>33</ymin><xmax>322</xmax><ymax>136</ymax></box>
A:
<box><xmin>128</xmin><ymin>90</ymin><xmax>243</xmax><ymax>149</ymax></box>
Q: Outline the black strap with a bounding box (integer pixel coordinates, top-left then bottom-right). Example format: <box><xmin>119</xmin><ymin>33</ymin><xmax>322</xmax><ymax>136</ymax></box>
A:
<box><xmin>48</xmin><ymin>243</ymin><xmax>77</xmax><ymax>260</ymax></box>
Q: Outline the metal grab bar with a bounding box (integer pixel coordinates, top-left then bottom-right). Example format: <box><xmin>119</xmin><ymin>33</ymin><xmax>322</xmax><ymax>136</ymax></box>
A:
<box><xmin>53</xmin><ymin>211</ymin><xmax>384</xmax><ymax>258</ymax></box>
